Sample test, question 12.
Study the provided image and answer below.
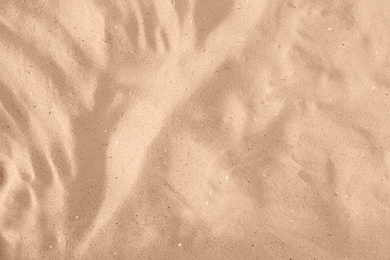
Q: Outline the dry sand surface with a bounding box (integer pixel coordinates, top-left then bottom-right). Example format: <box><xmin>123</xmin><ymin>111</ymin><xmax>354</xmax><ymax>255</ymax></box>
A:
<box><xmin>1</xmin><ymin>0</ymin><xmax>390</xmax><ymax>259</ymax></box>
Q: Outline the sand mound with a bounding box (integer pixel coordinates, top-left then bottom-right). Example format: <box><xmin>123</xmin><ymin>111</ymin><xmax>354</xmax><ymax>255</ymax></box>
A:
<box><xmin>1</xmin><ymin>0</ymin><xmax>390</xmax><ymax>259</ymax></box>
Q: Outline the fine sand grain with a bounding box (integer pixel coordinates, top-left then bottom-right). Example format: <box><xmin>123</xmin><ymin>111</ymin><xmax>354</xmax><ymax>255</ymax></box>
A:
<box><xmin>1</xmin><ymin>0</ymin><xmax>390</xmax><ymax>259</ymax></box>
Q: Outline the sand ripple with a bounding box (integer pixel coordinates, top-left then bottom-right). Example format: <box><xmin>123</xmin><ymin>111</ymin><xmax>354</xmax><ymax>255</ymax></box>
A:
<box><xmin>1</xmin><ymin>0</ymin><xmax>390</xmax><ymax>259</ymax></box>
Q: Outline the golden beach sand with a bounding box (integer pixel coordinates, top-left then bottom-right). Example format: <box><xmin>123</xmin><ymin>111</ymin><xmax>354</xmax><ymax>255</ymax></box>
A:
<box><xmin>1</xmin><ymin>0</ymin><xmax>390</xmax><ymax>259</ymax></box>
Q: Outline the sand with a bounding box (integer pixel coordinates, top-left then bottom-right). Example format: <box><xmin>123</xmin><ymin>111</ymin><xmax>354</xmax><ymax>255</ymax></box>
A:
<box><xmin>1</xmin><ymin>0</ymin><xmax>390</xmax><ymax>259</ymax></box>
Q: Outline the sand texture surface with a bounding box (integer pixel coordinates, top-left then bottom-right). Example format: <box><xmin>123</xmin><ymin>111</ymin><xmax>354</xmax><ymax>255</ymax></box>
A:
<box><xmin>1</xmin><ymin>0</ymin><xmax>390</xmax><ymax>259</ymax></box>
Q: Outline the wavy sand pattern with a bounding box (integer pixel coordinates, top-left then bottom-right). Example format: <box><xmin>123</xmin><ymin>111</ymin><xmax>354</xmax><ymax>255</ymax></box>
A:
<box><xmin>1</xmin><ymin>0</ymin><xmax>390</xmax><ymax>259</ymax></box>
